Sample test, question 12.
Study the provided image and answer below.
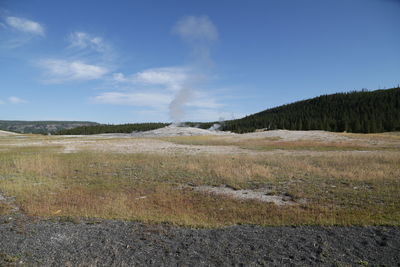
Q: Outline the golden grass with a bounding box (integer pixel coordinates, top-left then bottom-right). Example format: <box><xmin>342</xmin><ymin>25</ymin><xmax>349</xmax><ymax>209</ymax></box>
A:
<box><xmin>339</xmin><ymin>131</ymin><xmax>400</xmax><ymax>141</ymax></box>
<box><xmin>0</xmin><ymin>141</ymin><xmax>399</xmax><ymax>227</ymax></box>
<box><xmin>160</xmin><ymin>135</ymin><xmax>394</xmax><ymax>151</ymax></box>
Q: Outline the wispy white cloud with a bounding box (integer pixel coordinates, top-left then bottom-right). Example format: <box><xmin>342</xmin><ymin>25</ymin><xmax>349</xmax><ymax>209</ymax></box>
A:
<box><xmin>134</xmin><ymin>67</ymin><xmax>189</xmax><ymax>88</ymax></box>
<box><xmin>112</xmin><ymin>67</ymin><xmax>191</xmax><ymax>91</ymax></box>
<box><xmin>35</xmin><ymin>31</ymin><xmax>113</xmax><ymax>83</ymax></box>
<box><xmin>93</xmin><ymin>88</ymin><xmax>221</xmax><ymax>109</ymax></box>
<box><xmin>93</xmin><ymin>92</ymin><xmax>172</xmax><ymax>108</ymax></box>
<box><xmin>8</xmin><ymin>96</ymin><xmax>27</xmax><ymax>104</ymax></box>
<box><xmin>39</xmin><ymin>59</ymin><xmax>109</xmax><ymax>83</ymax></box>
<box><xmin>102</xmin><ymin>64</ymin><xmax>225</xmax><ymax>121</ymax></box>
<box><xmin>5</xmin><ymin>16</ymin><xmax>45</xmax><ymax>36</ymax></box>
<box><xmin>112</xmin><ymin>72</ymin><xmax>127</xmax><ymax>82</ymax></box>
<box><xmin>92</xmin><ymin>16</ymin><xmax>225</xmax><ymax>122</ymax></box>
<box><xmin>68</xmin><ymin>32</ymin><xmax>106</xmax><ymax>52</ymax></box>
<box><xmin>93</xmin><ymin>89</ymin><xmax>231</xmax><ymax>122</ymax></box>
<box><xmin>66</xmin><ymin>31</ymin><xmax>116</xmax><ymax>65</ymax></box>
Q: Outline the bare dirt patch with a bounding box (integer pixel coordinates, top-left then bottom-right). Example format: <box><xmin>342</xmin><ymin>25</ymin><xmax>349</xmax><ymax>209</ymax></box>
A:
<box><xmin>191</xmin><ymin>185</ymin><xmax>300</xmax><ymax>205</ymax></box>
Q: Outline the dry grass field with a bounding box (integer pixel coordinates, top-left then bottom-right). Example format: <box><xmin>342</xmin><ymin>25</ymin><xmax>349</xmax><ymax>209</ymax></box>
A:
<box><xmin>0</xmin><ymin>130</ymin><xmax>399</xmax><ymax>227</ymax></box>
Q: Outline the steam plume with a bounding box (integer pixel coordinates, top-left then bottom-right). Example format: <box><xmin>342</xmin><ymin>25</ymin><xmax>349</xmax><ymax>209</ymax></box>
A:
<box><xmin>169</xmin><ymin>87</ymin><xmax>193</xmax><ymax>124</ymax></box>
<box><xmin>169</xmin><ymin>16</ymin><xmax>218</xmax><ymax>123</ymax></box>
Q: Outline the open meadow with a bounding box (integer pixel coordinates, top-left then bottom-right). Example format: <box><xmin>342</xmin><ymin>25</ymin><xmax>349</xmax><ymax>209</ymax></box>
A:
<box><xmin>1</xmin><ymin>128</ymin><xmax>399</xmax><ymax>228</ymax></box>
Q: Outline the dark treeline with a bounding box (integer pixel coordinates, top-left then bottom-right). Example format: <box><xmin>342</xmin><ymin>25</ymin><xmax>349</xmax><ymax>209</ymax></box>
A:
<box><xmin>55</xmin><ymin>123</ymin><xmax>168</xmax><ymax>135</ymax></box>
<box><xmin>184</xmin><ymin>122</ymin><xmax>215</xmax><ymax>129</ymax></box>
<box><xmin>55</xmin><ymin>122</ymin><xmax>216</xmax><ymax>135</ymax></box>
<box><xmin>222</xmin><ymin>87</ymin><xmax>400</xmax><ymax>133</ymax></box>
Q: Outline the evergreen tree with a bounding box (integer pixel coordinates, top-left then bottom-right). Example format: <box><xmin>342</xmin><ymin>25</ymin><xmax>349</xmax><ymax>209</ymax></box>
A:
<box><xmin>221</xmin><ymin>87</ymin><xmax>400</xmax><ymax>134</ymax></box>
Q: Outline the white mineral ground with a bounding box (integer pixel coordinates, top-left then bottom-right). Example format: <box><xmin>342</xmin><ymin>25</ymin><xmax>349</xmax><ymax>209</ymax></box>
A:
<box><xmin>188</xmin><ymin>185</ymin><xmax>304</xmax><ymax>205</ymax></box>
<box><xmin>0</xmin><ymin>130</ymin><xmax>19</xmax><ymax>136</ymax></box>
<box><xmin>0</xmin><ymin>126</ymin><xmax>398</xmax><ymax>155</ymax></box>
<box><xmin>131</xmin><ymin>124</ymin><xmax>235</xmax><ymax>137</ymax></box>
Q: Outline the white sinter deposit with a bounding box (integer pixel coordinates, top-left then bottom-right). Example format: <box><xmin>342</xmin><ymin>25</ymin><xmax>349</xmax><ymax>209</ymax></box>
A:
<box><xmin>0</xmin><ymin>130</ymin><xmax>19</xmax><ymax>136</ymax></box>
<box><xmin>131</xmin><ymin>125</ymin><xmax>235</xmax><ymax>137</ymax></box>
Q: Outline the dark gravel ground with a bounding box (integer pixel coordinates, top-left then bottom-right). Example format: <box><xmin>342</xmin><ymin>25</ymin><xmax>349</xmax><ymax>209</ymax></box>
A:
<box><xmin>0</xmin><ymin>215</ymin><xmax>399</xmax><ymax>266</ymax></box>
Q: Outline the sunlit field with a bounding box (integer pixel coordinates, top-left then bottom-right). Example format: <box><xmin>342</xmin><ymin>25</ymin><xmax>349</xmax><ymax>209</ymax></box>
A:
<box><xmin>0</xmin><ymin>132</ymin><xmax>399</xmax><ymax>228</ymax></box>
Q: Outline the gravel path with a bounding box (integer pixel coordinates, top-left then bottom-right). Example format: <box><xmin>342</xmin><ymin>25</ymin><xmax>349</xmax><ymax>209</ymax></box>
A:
<box><xmin>0</xmin><ymin>215</ymin><xmax>399</xmax><ymax>266</ymax></box>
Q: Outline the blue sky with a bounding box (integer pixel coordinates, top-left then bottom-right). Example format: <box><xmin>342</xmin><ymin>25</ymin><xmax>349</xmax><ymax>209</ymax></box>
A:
<box><xmin>0</xmin><ymin>0</ymin><xmax>399</xmax><ymax>123</ymax></box>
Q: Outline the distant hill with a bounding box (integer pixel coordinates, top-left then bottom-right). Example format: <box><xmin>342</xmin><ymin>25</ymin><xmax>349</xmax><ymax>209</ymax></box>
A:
<box><xmin>222</xmin><ymin>87</ymin><xmax>400</xmax><ymax>133</ymax></box>
<box><xmin>0</xmin><ymin>120</ymin><xmax>98</xmax><ymax>134</ymax></box>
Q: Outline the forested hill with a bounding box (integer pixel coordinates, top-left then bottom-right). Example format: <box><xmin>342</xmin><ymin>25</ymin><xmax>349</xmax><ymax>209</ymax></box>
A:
<box><xmin>222</xmin><ymin>87</ymin><xmax>400</xmax><ymax>133</ymax></box>
<box><xmin>0</xmin><ymin>120</ymin><xmax>98</xmax><ymax>134</ymax></box>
